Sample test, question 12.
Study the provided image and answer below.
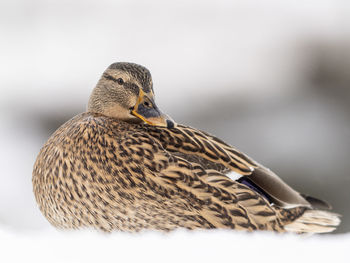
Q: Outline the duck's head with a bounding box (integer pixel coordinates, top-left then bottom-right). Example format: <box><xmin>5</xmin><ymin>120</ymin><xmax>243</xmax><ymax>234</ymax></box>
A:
<box><xmin>88</xmin><ymin>62</ymin><xmax>175</xmax><ymax>128</ymax></box>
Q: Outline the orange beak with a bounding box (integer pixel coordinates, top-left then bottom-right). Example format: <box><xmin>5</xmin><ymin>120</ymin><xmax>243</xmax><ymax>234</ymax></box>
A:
<box><xmin>131</xmin><ymin>89</ymin><xmax>176</xmax><ymax>128</ymax></box>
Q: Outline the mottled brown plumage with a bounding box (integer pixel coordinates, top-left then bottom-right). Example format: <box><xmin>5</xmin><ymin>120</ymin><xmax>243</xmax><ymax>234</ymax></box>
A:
<box><xmin>32</xmin><ymin>62</ymin><xmax>340</xmax><ymax>233</ymax></box>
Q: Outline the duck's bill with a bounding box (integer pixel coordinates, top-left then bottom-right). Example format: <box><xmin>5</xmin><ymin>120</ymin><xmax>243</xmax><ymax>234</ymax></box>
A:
<box><xmin>132</xmin><ymin>108</ymin><xmax>175</xmax><ymax>128</ymax></box>
<box><xmin>131</xmin><ymin>91</ymin><xmax>176</xmax><ymax>128</ymax></box>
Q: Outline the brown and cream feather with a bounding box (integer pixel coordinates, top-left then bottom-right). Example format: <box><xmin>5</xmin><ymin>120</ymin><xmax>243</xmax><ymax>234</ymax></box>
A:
<box><xmin>32</xmin><ymin>62</ymin><xmax>340</xmax><ymax>233</ymax></box>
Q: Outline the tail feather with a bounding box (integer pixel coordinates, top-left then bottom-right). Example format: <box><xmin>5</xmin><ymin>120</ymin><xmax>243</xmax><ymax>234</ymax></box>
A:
<box><xmin>284</xmin><ymin>210</ymin><xmax>341</xmax><ymax>234</ymax></box>
<box><xmin>301</xmin><ymin>194</ymin><xmax>332</xmax><ymax>210</ymax></box>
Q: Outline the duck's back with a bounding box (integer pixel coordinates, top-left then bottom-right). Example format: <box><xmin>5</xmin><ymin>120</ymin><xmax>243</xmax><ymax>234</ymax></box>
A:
<box><xmin>32</xmin><ymin>113</ymin><xmax>340</xmax><ymax>233</ymax></box>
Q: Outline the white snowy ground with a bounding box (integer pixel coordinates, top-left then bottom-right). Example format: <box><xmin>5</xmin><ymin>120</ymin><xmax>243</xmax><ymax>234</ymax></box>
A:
<box><xmin>1</xmin><ymin>228</ymin><xmax>349</xmax><ymax>263</ymax></box>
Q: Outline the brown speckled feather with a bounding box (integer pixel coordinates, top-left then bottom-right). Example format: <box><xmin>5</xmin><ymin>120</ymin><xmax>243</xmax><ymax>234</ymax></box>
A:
<box><xmin>32</xmin><ymin>62</ymin><xmax>340</xmax><ymax>233</ymax></box>
<box><xmin>33</xmin><ymin>112</ymin><xmax>338</xmax><ymax>233</ymax></box>
<box><xmin>146</xmin><ymin>124</ymin><xmax>258</xmax><ymax>173</ymax></box>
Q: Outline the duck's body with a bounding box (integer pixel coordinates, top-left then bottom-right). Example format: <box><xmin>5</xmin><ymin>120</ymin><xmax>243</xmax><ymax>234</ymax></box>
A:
<box><xmin>33</xmin><ymin>62</ymin><xmax>340</xmax><ymax>233</ymax></box>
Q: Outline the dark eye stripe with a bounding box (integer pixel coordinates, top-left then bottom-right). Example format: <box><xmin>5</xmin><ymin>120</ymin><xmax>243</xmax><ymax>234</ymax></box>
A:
<box><xmin>103</xmin><ymin>73</ymin><xmax>121</xmax><ymax>83</ymax></box>
<box><xmin>103</xmin><ymin>73</ymin><xmax>140</xmax><ymax>95</ymax></box>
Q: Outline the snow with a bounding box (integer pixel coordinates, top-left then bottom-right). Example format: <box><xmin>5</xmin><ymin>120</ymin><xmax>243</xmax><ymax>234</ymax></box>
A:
<box><xmin>0</xmin><ymin>228</ymin><xmax>349</xmax><ymax>263</ymax></box>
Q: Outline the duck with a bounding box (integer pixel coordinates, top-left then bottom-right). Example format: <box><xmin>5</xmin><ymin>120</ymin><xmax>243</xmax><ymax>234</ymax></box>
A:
<box><xmin>32</xmin><ymin>62</ymin><xmax>340</xmax><ymax>233</ymax></box>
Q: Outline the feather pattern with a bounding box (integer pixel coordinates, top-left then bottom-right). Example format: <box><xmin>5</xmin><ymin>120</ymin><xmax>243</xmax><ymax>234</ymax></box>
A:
<box><xmin>32</xmin><ymin>62</ymin><xmax>340</xmax><ymax>233</ymax></box>
<box><xmin>33</xmin><ymin>113</ymin><xmax>340</xmax><ymax>233</ymax></box>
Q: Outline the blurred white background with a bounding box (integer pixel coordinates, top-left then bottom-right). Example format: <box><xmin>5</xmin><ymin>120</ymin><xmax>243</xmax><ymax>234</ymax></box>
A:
<box><xmin>0</xmin><ymin>0</ymin><xmax>349</xmax><ymax>237</ymax></box>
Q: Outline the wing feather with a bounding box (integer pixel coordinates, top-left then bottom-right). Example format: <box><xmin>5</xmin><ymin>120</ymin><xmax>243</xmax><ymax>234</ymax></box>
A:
<box><xmin>145</xmin><ymin>124</ymin><xmax>311</xmax><ymax>209</ymax></box>
<box><xmin>146</xmin><ymin>125</ymin><xmax>257</xmax><ymax>175</ymax></box>
<box><xmin>125</xmin><ymin>129</ymin><xmax>284</xmax><ymax>230</ymax></box>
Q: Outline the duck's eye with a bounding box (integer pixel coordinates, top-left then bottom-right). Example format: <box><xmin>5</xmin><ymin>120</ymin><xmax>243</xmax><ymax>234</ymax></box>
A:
<box><xmin>143</xmin><ymin>101</ymin><xmax>151</xmax><ymax>108</ymax></box>
<box><xmin>117</xmin><ymin>78</ymin><xmax>124</xmax><ymax>85</ymax></box>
